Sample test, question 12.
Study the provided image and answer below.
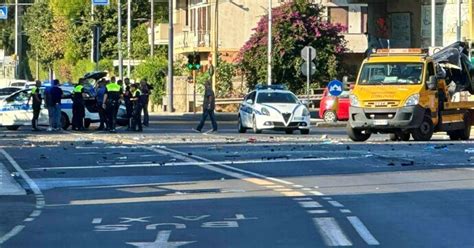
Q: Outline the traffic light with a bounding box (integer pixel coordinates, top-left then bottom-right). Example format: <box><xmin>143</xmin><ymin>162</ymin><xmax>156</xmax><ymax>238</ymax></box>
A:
<box><xmin>186</xmin><ymin>53</ymin><xmax>201</xmax><ymax>70</ymax></box>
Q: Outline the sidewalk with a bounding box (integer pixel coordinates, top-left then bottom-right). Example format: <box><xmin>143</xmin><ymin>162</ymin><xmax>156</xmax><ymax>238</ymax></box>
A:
<box><xmin>0</xmin><ymin>162</ymin><xmax>25</xmax><ymax>196</ymax></box>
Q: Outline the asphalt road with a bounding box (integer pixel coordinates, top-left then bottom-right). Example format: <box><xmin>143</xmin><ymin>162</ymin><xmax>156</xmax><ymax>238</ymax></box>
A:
<box><xmin>0</xmin><ymin>114</ymin><xmax>473</xmax><ymax>247</ymax></box>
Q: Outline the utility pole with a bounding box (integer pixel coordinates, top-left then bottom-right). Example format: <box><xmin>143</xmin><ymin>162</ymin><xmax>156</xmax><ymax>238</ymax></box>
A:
<box><xmin>267</xmin><ymin>0</ymin><xmax>272</xmax><ymax>86</ymax></box>
<box><xmin>118</xmin><ymin>0</ymin><xmax>123</xmax><ymax>81</ymax></box>
<box><xmin>211</xmin><ymin>0</ymin><xmax>218</xmax><ymax>92</ymax></box>
<box><xmin>457</xmin><ymin>0</ymin><xmax>462</xmax><ymax>41</ymax></box>
<box><xmin>127</xmin><ymin>0</ymin><xmax>131</xmax><ymax>78</ymax></box>
<box><xmin>168</xmin><ymin>0</ymin><xmax>174</xmax><ymax>112</ymax></box>
<box><xmin>91</xmin><ymin>3</ymin><xmax>95</xmax><ymax>63</ymax></box>
<box><xmin>431</xmin><ymin>0</ymin><xmax>435</xmax><ymax>47</ymax></box>
<box><xmin>14</xmin><ymin>0</ymin><xmax>18</xmax><ymax>79</ymax></box>
<box><xmin>150</xmin><ymin>0</ymin><xmax>154</xmax><ymax>57</ymax></box>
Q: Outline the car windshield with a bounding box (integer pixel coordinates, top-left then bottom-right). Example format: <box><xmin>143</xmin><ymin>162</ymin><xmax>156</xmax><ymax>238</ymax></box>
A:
<box><xmin>256</xmin><ymin>92</ymin><xmax>298</xmax><ymax>104</ymax></box>
<box><xmin>358</xmin><ymin>63</ymin><xmax>424</xmax><ymax>85</ymax></box>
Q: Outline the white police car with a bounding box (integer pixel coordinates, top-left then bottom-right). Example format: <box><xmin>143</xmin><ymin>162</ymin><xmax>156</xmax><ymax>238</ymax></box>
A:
<box><xmin>238</xmin><ymin>85</ymin><xmax>311</xmax><ymax>134</ymax></box>
<box><xmin>0</xmin><ymin>85</ymin><xmax>100</xmax><ymax>130</ymax></box>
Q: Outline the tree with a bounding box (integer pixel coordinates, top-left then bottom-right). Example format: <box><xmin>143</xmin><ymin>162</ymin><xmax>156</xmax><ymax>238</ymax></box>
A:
<box><xmin>236</xmin><ymin>0</ymin><xmax>347</xmax><ymax>93</ymax></box>
<box><xmin>216</xmin><ymin>56</ymin><xmax>236</xmax><ymax>98</ymax></box>
<box><xmin>133</xmin><ymin>56</ymin><xmax>167</xmax><ymax>104</ymax></box>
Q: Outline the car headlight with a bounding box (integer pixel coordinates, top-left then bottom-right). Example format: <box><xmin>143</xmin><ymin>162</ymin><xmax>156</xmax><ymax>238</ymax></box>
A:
<box><xmin>261</xmin><ymin>107</ymin><xmax>270</xmax><ymax>116</ymax></box>
<box><xmin>302</xmin><ymin>108</ymin><xmax>310</xmax><ymax>116</ymax></box>
<box><xmin>350</xmin><ymin>95</ymin><xmax>360</xmax><ymax>107</ymax></box>
<box><xmin>404</xmin><ymin>94</ymin><xmax>420</xmax><ymax>106</ymax></box>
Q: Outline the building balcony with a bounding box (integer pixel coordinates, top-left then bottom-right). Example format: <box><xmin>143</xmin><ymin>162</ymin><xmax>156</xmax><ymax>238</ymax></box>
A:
<box><xmin>344</xmin><ymin>33</ymin><xmax>368</xmax><ymax>53</ymax></box>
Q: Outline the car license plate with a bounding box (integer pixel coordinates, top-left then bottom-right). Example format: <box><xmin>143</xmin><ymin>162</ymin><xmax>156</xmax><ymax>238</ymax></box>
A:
<box><xmin>374</xmin><ymin>120</ymin><xmax>388</xmax><ymax>125</ymax></box>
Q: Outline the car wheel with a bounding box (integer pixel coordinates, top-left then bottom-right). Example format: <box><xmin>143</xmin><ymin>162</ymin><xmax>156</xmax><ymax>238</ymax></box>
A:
<box><xmin>323</xmin><ymin>111</ymin><xmax>337</xmax><ymax>123</ymax></box>
<box><xmin>61</xmin><ymin>112</ymin><xmax>70</xmax><ymax>130</ymax></box>
<box><xmin>238</xmin><ymin>116</ymin><xmax>247</xmax><ymax>133</ymax></box>
<box><xmin>389</xmin><ymin>133</ymin><xmax>399</xmax><ymax>141</ymax></box>
<box><xmin>6</xmin><ymin>125</ymin><xmax>20</xmax><ymax>131</ymax></box>
<box><xmin>252</xmin><ymin>116</ymin><xmax>262</xmax><ymax>134</ymax></box>
<box><xmin>285</xmin><ymin>130</ymin><xmax>293</xmax><ymax>134</ymax></box>
<box><xmin>411</xmin><ymin>115</ymin><xmax>433</xmax><ymax>141</ymax></box>
<box><xmin>84</xmin><ymin>119</ymin><xmax>91</xmax><ymax>129</ymax></box>
<box><xmin>300</xmin><ymin>129</ymin><xmax>310</xmax><ymax>135</ymax></box>
<box><xmin>347</xmin><ymin>124</ymin><xmax>371</xmax><ymax>142</ymax></box>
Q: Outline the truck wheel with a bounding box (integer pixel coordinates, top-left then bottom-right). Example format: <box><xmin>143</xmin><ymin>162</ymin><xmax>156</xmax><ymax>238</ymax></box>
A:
<box><xmin>347</xmin><ymin>124</ymin><xmax>371</xmax><ymax>142</ymax></box>
<box><xmin>323</xmin><ymin>111</ymin><xmax>337</xmax><ymax>123</ymax></box>
<box><xmin>411</xmin><ymin>115</ymin><xmax>434</xmax><ymax>141</ymax></box>
<box><xmin>399</xmin><ymin>132</ymin><xmax>411</xmax><ymax>141</ymax></box>
<box><xmin>449</xmin><ymin>114</ymin><xmax>472</xmax><ymax>140</ymax></box>
<box><xmin>237</xmin><ymin>116</ymin><xmax>246</xmax><ymax>133</ymax></box>
<box><xmin>389</xmin><ymin>133</ymin><xmax>399</xmax><ymax>141</ymax></box>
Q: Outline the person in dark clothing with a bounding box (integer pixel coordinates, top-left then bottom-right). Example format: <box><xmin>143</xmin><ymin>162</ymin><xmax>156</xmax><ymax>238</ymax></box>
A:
<box><xmin>44</xmin><ymin>85</ymin><xmax>54</xmax><ymax>131</ymax></box>
<box><xmin>50</xmin><ymin>80</ymin><xmax>63</xmax><ymax>131</ymax></box>
<box><xmin>123</xmin><ymin>78</ymin><xmax>133</xmax><ymax>129</ymax></box>
<box><xmin>103</xmin><ymin>80</ymin><xmax>122</xmax><ymax>133</ymax></box>
<box><xmin>194</xmin><ymin>80</ymin><xmax>217</xmax><ymax>133</ymax></box>
<box><xmin>72</xmin><ymin>78</ymin><xmax>86</xmax><ymax>131</ymax></box>
<box><xmin>27</xmin><ymin>80</ymin><xmax>42</xmax><ymax>131</ymax></box>
<box><xmin>140</xmin><ymin>79</ymin><xmax>150</xmax><ymax>127</ymax></box>
<box><xmin>130</xmin><ymin>83</ymin><xmax>143</xmax><ymax>132</ymax></box>
<box><xmin>95</xmin><ymin>79</ymin><xmax>107</xmax><ymax>130</ymax></box>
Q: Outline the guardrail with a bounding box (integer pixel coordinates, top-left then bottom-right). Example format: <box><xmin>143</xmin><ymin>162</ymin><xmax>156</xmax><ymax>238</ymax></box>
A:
<box><xmin>197</xmin><ymin>94</ymin><xmax>323</xmax><ymax>106</ymax></box>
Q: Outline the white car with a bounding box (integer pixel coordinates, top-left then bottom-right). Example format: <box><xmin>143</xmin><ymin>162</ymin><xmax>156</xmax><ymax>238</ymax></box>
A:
<box><xmin>0</xmin><ymin>86</ymin><xmax>100</xmax><ymax>130</ymax></box>
<box><xmin>238</xmin><ymin>86</ymin><xmax>311</xmax><ymax>134</ymax></box>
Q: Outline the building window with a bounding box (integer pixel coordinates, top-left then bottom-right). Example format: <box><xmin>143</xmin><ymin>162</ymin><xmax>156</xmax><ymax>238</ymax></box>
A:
<box><xmin>361</xmin><ymin>6</ymin><xmax>368</xmax><ymax>34</ymax></box>
<box><xmin>328</xmin><ymin>7</ymin><xmax>348</xmax><ymax>33</ymax></box>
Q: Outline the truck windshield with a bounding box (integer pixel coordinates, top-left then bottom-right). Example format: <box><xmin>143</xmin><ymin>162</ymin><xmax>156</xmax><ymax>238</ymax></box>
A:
<box><xmin>358</xmin><ymin>63</ymin><xmax>424</xmax><ymax>85</ymax></box>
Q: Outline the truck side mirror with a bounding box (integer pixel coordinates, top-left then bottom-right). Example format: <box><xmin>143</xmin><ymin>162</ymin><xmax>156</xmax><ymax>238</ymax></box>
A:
<box><xmin>427</xmin><ymin>76</ymin><xmax>437</xmax><ymax>90</ymax></box>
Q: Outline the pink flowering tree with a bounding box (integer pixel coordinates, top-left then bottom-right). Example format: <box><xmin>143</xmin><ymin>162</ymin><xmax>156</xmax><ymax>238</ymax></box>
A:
<box><xmin>236</xmin><ymin>0</ymin><xmax>347</xmax><ymax>92</ymax></box>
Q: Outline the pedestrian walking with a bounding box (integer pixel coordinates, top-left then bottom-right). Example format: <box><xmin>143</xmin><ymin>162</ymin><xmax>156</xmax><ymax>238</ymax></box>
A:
<box><xmin>130</xmin><ymin>83</ymin><xmax>143</xmax><ymax>132</ymax></box>
<box><xmin>43</xmin><ymin>83</ymin><xmax>54</xmax><ymax>131</ymax></box>
<box><xmin>103</xmin><ymin>80</ymin><xmax>122</xmax><ymax>133</ymax></box>
<box><xmin>140</xmin><ymin>79</ymin><xmax>150</xmax><ymax>127</ymax></box>
<box><xmin>123</xmin><ymin>78</ymin><xmax>133</xmax><ymax>129</ymax></box>
<box><xmin>27</xmin><ymin>80</ymin><xmax>42</xmax><ymax>131</ymax></box>
<box><xmin>72</xmin><ymin>78</ymin><xmax>86</xmax><ymax>131</ymax></box>
<box><xmin>95</xmin><ymin>79</ymin><xmax>107</xmax><ymax>130</ymax></box>
<box><xmin>193</xmin><ymin>80</ymin><xmax>217</xmax><ymax>133</ymax></box>
<box><xmin>50</xmin><ymin>79</ymin><xmax>63</xmax><ymax>131</ymax></box>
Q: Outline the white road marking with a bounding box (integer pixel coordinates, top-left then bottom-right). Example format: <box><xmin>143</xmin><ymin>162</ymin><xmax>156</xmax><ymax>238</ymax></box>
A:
<box><xmin>92</xmin><ymin>218</ymin><xmax>103</xmax><ymax>224</ymax></box>
<box><xmin>0</xmin><ymin>225</ymin><xmax>25</xmax><ymax>244</ymax></box>
<box><xmin>24</xmin><ymin>218</ymin><xmax>34</xmax><ymax>222</ymax></box>
<box><xmin>302</xmin><ymin>188</ymin><xmax>312</xmax><ymax>191</ymax></box>
<box><xmin>340</xmin><ymin>209</ymin><xmax>352</xmax><ymax>214</ymax></box>
<box><xmin>292</xmin><ymin>185</ymin><xmax>304</xmax><ymax>188</ymax></box>
<box><xmin>347</xmin><ymin>216</ymin><xmax>380</xmax><ymax>245</ymax></box>
<box><xmin>126</xmin><ymin>230</ymin><xmax>196</xmax><ymax>247</ymax></box>
<box><xmin>224</xmin><ymin>214</ymin><xmax>258</xmax><ymax>220</ymax></box>
<box><xmin>308</xmin><ymin>210</ymin><xmax>329</xmax><ymax>214</ymax></box>
<box><xmin>174</xmin><ymin>215</ymin><xmax>210</xmax><ymax>221</ymax></box>
<box><xmin>299</xmin><ymin>201</ymin><xmax>322</xmax><ymax>208</ymax></box>
<box><xmin>313</xmin><ymin>217</ymin><xmax>352</xmax><ymax>246</ymax></box>
<box><xmin>309</xmin><ymin>191</ymin><xmax>325</xmax><ymax>196</ymax></box>
<box><xmin>146</xmin><ymin>223</ymin><xmax>186</xmax><ymax>230</ymax></box>
<box><xmin>30</xmin><ymin>210</ymin><xmax>41</xmax><ymax>217</ymax></box>
<box><xmin>265</xmin><ymin>185</ymin><xmax>284</xmax><ymax>188</ymax></box>
<box><xmin>0</xmin><ymin>149</ymin><xmax>44</xmax><ymax>245</ymax></box>
<box><xmin>328</xmin><ymin>201</ymin><xmax>344</xmax><ymax>208</ymax></box>
<box><xmin>323</xmin><ymin>197</ymin><xmax>332</xmax><ymax>200</ymax></box>
<box><xmin>293</xmin><ymin>197</ymin><xmax>313</xmax><ymax>201</ymax></box>
<box><xmin>120</xmin><ymin>217</ymin><xmax>151</xmax><ymax>223</ymax></box>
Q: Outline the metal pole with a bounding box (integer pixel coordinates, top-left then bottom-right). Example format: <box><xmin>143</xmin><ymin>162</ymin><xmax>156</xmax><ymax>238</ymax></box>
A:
<box><xmin>193</xmin><ymin>70</ymin><xmax>196</xmax><ymax>114</ymax></box>
<box><xmin>211</xmin><ymin>0</ymin><xmax>218</xmax><ymax>92</ymax></box>
<box><xmin>431</xmin><ymin>0</ymin><xmax>435</xmax><ymax>47</ymax></box>
<box><xmin>14</xmin><ymin>0</ymin><xmax>18</xmax><ymax>79</ymax></box>
<box><xmin>306</xmin><ymin>50</ymin><xmax>310</xmax><ymax>103</ymax></box>
<box><xmin>127</xmin><ymin>0</ymin><xmax>131</xmax><ymax>78</ymax></box>
<box><xmin>118</xmin><ymin>0</ymin><xmax>123</xmax><ymax>81</ymax></box>
<box><xmin>168</xmin><ymin>0</ymin><xmax>174</xmax><ymax>112</ymax></box>
<box><xmin>91</xmin><ymin>3</ymin><xmax>95</xmax><ymax>62</ymax></box>
<box><xmin>267</xmin><ymin>0</ymin><xmax>272</xmax><ymax>86</ymax></box>
<box><xmin>457</xmin><ymin>0</ymin><xmax>462</xmax><ymax>41</ymax></box>
<box><xmin>150</xmin><ymin>0</ymin><xmax>154</xmax><ymax>57</ymax></box>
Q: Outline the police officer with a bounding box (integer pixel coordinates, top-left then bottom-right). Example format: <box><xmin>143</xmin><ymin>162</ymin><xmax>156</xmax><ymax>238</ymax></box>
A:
<box><xmin>123</xmin><ymin>78</ymin><xmax>133</xmax><ymax>130</ymax></box>
<box><xmin>102</xmin><ymin>79</ymin><xmax>122</xmax><ymax>133</ymax></box>
<box><xmin>72</xmin><ymin>78</ymin><xmax>86</xmax><ymax>131</ymax></box>
<box><xmin>28</xmin><ymin>80</ymin><xmax>42</xmax><ymax>131</ymax></box>
<box><xmin>130</xmin><ymin>83</ymin><xmax>143</xmax><ymax>132</ymax></box>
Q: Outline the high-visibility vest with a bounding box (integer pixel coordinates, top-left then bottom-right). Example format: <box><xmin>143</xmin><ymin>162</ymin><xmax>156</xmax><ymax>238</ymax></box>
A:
<box><xmin>106</xmin><ymin>83</ymin><xmax>121</xmax><ymax>92</ymax></box>
<box><xmin>73</xmin><ymin>85</ymin><xmax>84</xmax><ymax>93</ymax></box>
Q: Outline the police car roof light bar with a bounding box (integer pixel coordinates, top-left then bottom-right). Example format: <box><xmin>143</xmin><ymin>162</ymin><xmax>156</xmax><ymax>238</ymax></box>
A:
<box><xmin>255</xmin><ymin>84</ymin><xmax>286</xmax><ymax>90</ymax></box>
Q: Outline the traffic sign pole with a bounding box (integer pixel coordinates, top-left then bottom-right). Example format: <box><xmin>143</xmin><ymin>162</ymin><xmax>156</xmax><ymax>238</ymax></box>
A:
<box><xmin>306</xmin><ymin>48</ymin><xmax>311</xmax><ymax>103</ymax></box>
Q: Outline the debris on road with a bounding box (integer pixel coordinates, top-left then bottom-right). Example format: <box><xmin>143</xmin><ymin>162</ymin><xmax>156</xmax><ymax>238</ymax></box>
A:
<box><xmin>465</xmin><ymin>148</ymin><xmax>474</xmax><ymax>153</ymax></box>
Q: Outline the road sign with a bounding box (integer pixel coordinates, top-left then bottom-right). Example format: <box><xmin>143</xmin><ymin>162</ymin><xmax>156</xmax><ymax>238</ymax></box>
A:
<box><xmin>301</xmin><ymin>62</ymin><xmax>316</xmax><ymax>76</ymax></box>
<box><xmin>0</xmin><ymin>6</ymin><xmax>8</xmax><ymax>20</ymax></box>
<box><xmin>301</xmin><ymin>46</ymin><xmax>316</xmax><ymax>61</ymax></box>
<box><xmin>92</xmin><ymin>0</ymin><xmax>109</xmax><ymax>6</ymax></box>
<box><xmin>328</xmin><ymin>79</ymin><xmax>344</xmax><ymax>96</ymax></box>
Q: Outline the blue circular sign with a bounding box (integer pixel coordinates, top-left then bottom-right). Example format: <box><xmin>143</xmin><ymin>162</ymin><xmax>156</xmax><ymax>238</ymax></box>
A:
<box><xmin>328</xmin><ymin>80</ymin><xmax>343</xmax><ymax>97</ymax></box>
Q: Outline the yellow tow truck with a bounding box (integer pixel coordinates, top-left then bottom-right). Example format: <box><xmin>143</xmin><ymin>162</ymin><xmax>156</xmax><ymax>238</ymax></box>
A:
<box><xmin>347</xmin><ymin>42</ymin><xmax>474</xmax><ymax>141</ymax></box>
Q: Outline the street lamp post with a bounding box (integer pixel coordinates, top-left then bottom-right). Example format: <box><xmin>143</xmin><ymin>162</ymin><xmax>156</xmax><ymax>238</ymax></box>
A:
<box><xmin>211</xmin><ymin>0</ymin><xmax>218</xmax><ymax>93</ymax></box>
<box><xmin>267</xmin><ymin>0</ymin><xmax>272</xmax><ymax>86</ymax></box>
<box><xmin>168</xmin><ymin>0</ymin><xmax>174</xmax><ymax>112</ymax></box>
<box><xmin>150</xmin><ymin>0</ymin><xmax>154</xmax><ymax>57</ymax></box>
<box><xmin>14</xmin><ymin>0</ymin><xmax>19</xmax><ymax>79</ymax></box>
<box><xmin>127</xmin><ymin>0</ymin><xmax>131</xmax><ymax>78</ymax></box>
<box><xmin>118</xmin><ymin>0</ymin><xmax>123</xmax><ymax>81</ymax></box>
